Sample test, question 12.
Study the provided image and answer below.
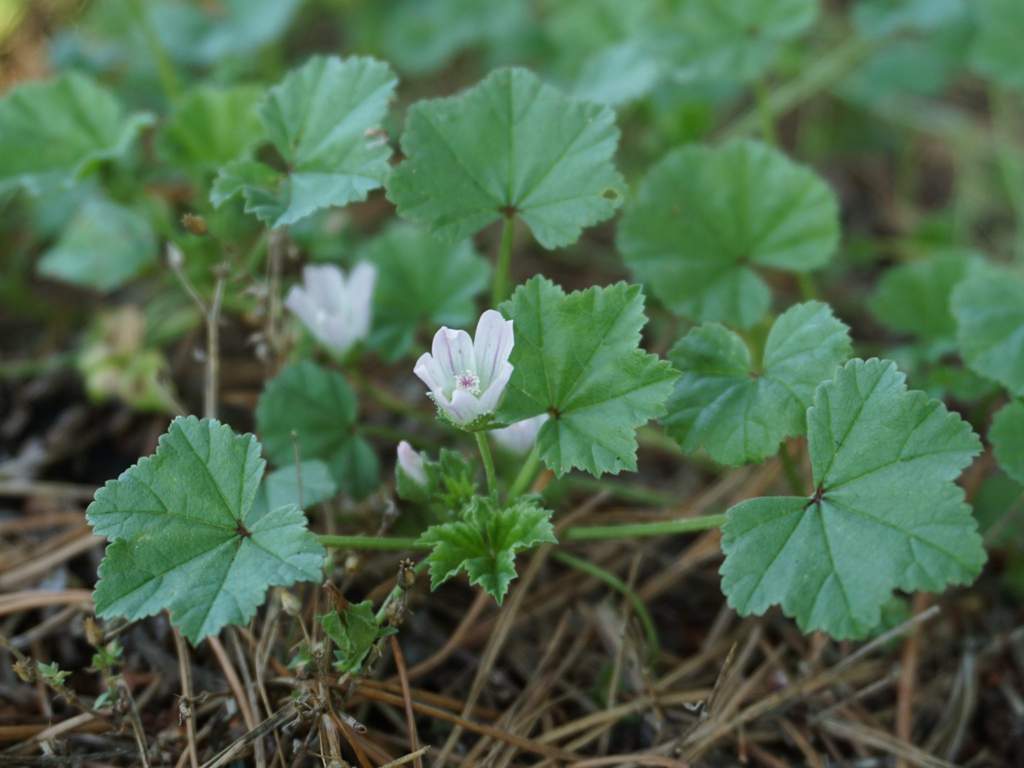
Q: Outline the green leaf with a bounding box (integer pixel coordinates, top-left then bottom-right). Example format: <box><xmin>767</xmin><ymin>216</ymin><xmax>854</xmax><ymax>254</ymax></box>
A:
<box><xmin>853</xmin><ymin>0</ymin><xmax>966</xmax><ymax>38</ymax></box>
<box><xmin>0</xmin><ymin>72</ymin><xmax>152</xmax><ymax>195</ymax></box>
<box><xmin>970</xmin><ymin>0</ymin><xmax>1024</xmax><ymax>90</ymax></box>
<box><xmin>37</xmin><ymin>197</ymin><xmax>157</xmax><ymax>291</ymax></box>
<box><xmin>255</xmin><ymin>361</ymin><xmax>379</xmax><ymax>498</ymax></box>
<box><xmin>665</xmin><ymin>0</ymin><xmax>818</xmax><ymax>83</ymax></box>
<box><xmin>319</xmin><ymin>601</ymin><xmax>395</xmax><ymax>675</ymax></box>
<box><xmin>212</xmin><ymin>56</ymin><xmax>397</xmax><ymax>228</ymax></box>
<box><xmin>663</xmin><ymin>301</ymin><xmax>851</xmax><ymax>466</ymax></box>
<box><xmin>251</xmin><ymin>460</ymin><xmax>338</xmax><ymax>522</ymax></box>
<box><xmin>387</xmin><ymin>67</ymin><xmax>625</xmax><ymax>249</ymax></box>
<box><xmin>721</xmin><ymin>358</ymin><xmax>984</xmax><ymax>639</ymax></box>
<box><xmin>498</xmin><ymin>277</ymin><xmax>679</xmax><ymax>477</ymax></box>
<box><xmin>37</xmin><ymin>661</ymin><xmax>71</xmax><ymax>687</ymax></box>
<box><xmin>951</xmin><ymin>266</ymin><xmax>1024</xmax><ymax>396</ymax></box>
<box><xmin>991</xmin><ymin>401</ymin><xmax>1024</xmax><ymax>486</ymax></box>
<box><xmin>158</xmin><ymin>85</ymin><xmax>264</xmax><ymax>173</ymax></box>
<box><xmin>618</xmin><ymin>140</ymin><xmax>840</xmax><ymax>328</ymax></box>
<box><xmin>371</xmin><ymin>0</ymin><xmax>528</xmax><ymax>75</ymax></box>
<box><xmin>397</xmin><ymin>447</ymin><xmax>478</xmax><ymax>521</ymax></box>
<box><xmin>417</xmin><ymin>497</ymin><xmax>557</xmax><ymax>603</ymax></box>
<box><xmin>362</xmin><ymin>223</ymin><xmax>490</xmax><ymax>361</ymax></box>
<box><xmin>868</xmin><ymin>251</ymin><xmax>975</xmax><ymax>341</ymax></box>
<box><xmin>151</xmin><ymin>0</ymin><xmax>301</xmax><ymax>66</ymax></box>
<box><xmin>87</xmin><ymin>416</ymin><xmax>325</xmax><ymax>644</ymax></box>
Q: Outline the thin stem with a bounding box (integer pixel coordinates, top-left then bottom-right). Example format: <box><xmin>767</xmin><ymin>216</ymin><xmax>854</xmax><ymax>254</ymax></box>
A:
<box><xmin>991</xmin><ymin>86</ymin><xmax>1024</xmax><ymax>261</ymax></box>
<box><xmin>205</xmin><ymin>271</ymin><xmax>225</xmax><ymax>420</ymax></box>
<box><xmin>507</xmin><ymin>443</ymin><xmax>542</xmax><ymax>501</ymax></box>
<box><xmin>491</xmin><ymin>215</ymin><xmax>515</xmax><ymax>307</ymax></box>
<box><xmin>778</xmin><ymin>443</ymin><xmax>804</xmax><ymax>495</ymax></box>
<box><xmin>317</xmin><ymin>535</ymin><xmax>426</xmax><ymax>551</ymax></box>
<box><xmin>563</xmin><ymin>513</ymin><xmax>727</xmax><ymax>542</ymax></box>
<box><xmin>317</xmin><ymin>514</ymin><xmax>727</xmax><ymax>550</ymax></box>
<box><xmin>475</xmin><ymin>432</ymin><xmax>498</xmax><ymax>499</ymax></box>
<box><xmin>722</xmin><ymin>35</ymin><xmax>876</xmax><ymax>141</ymax></box>
<box><xmin>551</xmin><ymin>550</ymin><xmax>660</xmax><ymax>662</ymax></box>
<box><xmin>754</xmin><ymin>78</ymin><xmax>777</xmax><ymax>145</ymax></box>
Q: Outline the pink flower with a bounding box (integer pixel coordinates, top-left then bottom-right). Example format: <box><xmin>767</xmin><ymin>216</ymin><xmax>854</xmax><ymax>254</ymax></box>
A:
<box><xmin>285</xmin><ymin>263</ymin><xmax>376</xmax><ymax>355</ymax></box>
<box><xmin>396</xmin><ymin>441</ymin><xmax>427</xmax><ymax>487</ymax></box>
<box><xmin>491</xmin><ymin>414</ymin><xmax>547</xmax><ymax>455</ymax></box>
<box><xmin>414</xmin><ymin>310</ymin><xmax>514</xmax><ymax>427</ymax></box>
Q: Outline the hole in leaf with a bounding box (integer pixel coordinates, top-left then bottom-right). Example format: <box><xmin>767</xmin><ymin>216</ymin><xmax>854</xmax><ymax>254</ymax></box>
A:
<box><xmin>602</xmin><ymin>188</ymin><xmax>620</xmax><ymax>201</ymax></box>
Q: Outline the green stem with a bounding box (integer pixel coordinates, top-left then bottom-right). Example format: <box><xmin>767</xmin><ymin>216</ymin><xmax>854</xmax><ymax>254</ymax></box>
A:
<box><xmin>991</xmin><ymin>86</ymin><xmax>1024</xmax><ymax>262</ymax></box>
<box><xmin>318</xmin><ymin>513</ymin><xmax>727</xmax><ymax>551</ymax></box>
<box><xmin>722</xmin><ymin>35</ymin><xmax>876</xmax><ymax>140</ymax></box>
<box><xmin>754</xmin><ymin>78</ymin><xmax>777</xmax><ymax>145</ymax></box>
<box><xmin>551</xmin><ymin>550</ymin><xmax>660</xmax><ymax>662</ymax></box>
<box><xmin>778</xmin><ymin>443</ymin><xmax>804</xmax><ymax>495</ymax></box>
<box><xmin>507</xmin><ymin>443</ymin><xmax>542</xmax><ymax>501</ymax></box>
<box><xmin>375</xmin><ymin>560</ymin><xmax>429</xmax><ymax>624</ymax></box>
<box><xmin>796</xmin><ymin>272</ymin><xmax>818</xmax><ymax>301</ymax></box>
<box><xmin>317</xmin><ymin>535</ymin><xmax>426</xmax><ymax>551</ymax></box>
<box><xmin>491</xmin><ymin>216</ymin><xmax>515</xmax><ymax>307</ymax></box>
<box><xmin>475</xmin><ymin>432</ymin><xmax>499</xmax><ymax>499</ymax></box>
<box><xmin>563</xmin><ymin>513</ymin><xmax>727</xmax><ymax>542</ymax></box>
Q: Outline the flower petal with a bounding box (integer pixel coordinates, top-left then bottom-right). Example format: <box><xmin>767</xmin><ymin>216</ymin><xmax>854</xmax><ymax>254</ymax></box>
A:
<box><xmin>477</xmin><ymin>360</ymin><xmax>513</xmax><ymax>413</ymax></box>
<box><xmin>413</xmin><ymin>352</ymin><xmax>447</xmax><ymax>393</ymax></box>
<box><xmin>473</xmin><ymin>310</ymin><xmax>514</xmax><ymax>389</ymax></box>
<box><xmin>431</xmin><ymin>327</ymin><xmax>475</xmax><ymax>379</ymax></box>
<box><xmin>449</xmin><ymin>388</ymin><xmax>483</xmax><ymax>426</ymax></box>
<box><xmin>304</xmin><ymin>264</ymin><xmax>347</xmax><ymax>314</ymax></box>
<box><xmin>348</xmin><ymin>261</ymin><xmax>377</xmax><ymax>340</ymax></box>
<box><xmin>397</xmin><ymin>441</ymin><xmax>427</xmax><ymax>486</ymax></box>
<box><xmin>491</xmin><ymin>414</ymin><xmax>547</xmax><ymax>455</ymax></box>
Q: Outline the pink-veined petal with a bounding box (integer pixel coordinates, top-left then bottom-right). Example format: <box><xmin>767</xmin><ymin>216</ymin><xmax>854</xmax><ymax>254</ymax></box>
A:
<box><xmin>414</xmin><ymin>352</ymin><xmax>447</xmax><ymax>393</ymax></box>
<box><xmin>477</xmin><ymin>360</ymin><xmax>513</xmax><ymax>413</ymax></box>
<box><xmin>449</xmin><ymin>388</ymin><xmax>483</xmax><ymax>425</ymax></box>
<box><xmin>473</xmin><ymin>310</ymin><xmax>514</xmax><ymax>389</ymax></box>
<box><xmin>431</xmin><ymin>327</ymin><xmax>474</xmax><ymax>379</ymax></box>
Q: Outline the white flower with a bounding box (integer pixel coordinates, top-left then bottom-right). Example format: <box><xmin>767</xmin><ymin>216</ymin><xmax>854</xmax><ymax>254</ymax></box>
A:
<box><xmin>414</xmin><ymin>310</ymin><xmax>514</xmax><ymax>427</ymax></box>
<box><xmin>285</xmin><ymin>262</ymin><xmax>376</xmax><ymax>355</ymax></box>
<box><xmin>490</xmin><ymin>414</ymin><xmax>547</xmax><ymax>455</ymax></box>
<box><xmin>396</xmin><ymin>441</ymin><xmax>427</xmax><ymax>487</ymax></box>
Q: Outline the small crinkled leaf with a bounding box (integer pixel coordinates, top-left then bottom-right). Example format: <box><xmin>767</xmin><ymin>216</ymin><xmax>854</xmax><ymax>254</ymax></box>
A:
<box><xmin>361</xmin><ymin>223</ymin><xmax>490</xmax><ymax>361</ymax></box>
<box><xmin>664</xmin><ymin>0</ymin><xmax>817</xmax><ymax>83</ymax></box>
<box><xmin>417</xmin><ymin>497</ymin><xmax>556</xmax><ymax>603</ymax></box>
<box><xmin>868</xmin><ymin>251</ymin><xmax>975</xmax><ymax>341</ymax></box>
<box><xmin>87</xmin><ymin>416</ymin><xmax>325</xmax><ymax>644</ymax></box>
<box><xmin>158</xmin><ymin>85</ymin><xmax>264</xmax><ymax>172</ymax></box>
<box><xmin>663</xmin><ymin>301</ymin><xmax>851</xmax><ymax>466</ymax></box>
<box><xmin>970</xmin><ymin>0</ymin><xmax>1024</xmax><ymax>90</ymax></box>
<box><xmin>319</xmin><ymin>601</ymin><xmax>394</xmax><ymax>675</ymax></box>
<box><xmin>37</xmin><ymin>197</ymin><xmax>157</xmax><ymax>292</ymax></box>
<box><xmin>255</xmin><ymin>361</ymin><xmax>379</xmax><ymax>498</ymax></box>
<box><xmin>951</xmin><ymin>266</ymin><xmax>1024</xmax><ymax>396</ymax></box>
<box><xmin>721</xmin><ymin>358</ymin><xmax>984</xmax><ymax>639</ymax></box>
<box><xmin>618</xmin><ymin>140</ymin><xmax>839</xmax><ymax>328</ymax></box>
<box><xmin>991</xmin><ymin>401</ymin><xmax>1024</xmax><ymax>486</ymax></box>
<box><xmin>212</xmin><ymin>55</ymin><xmax>397</xmax><ymax>228</ymax></box>
<box><xmin>497</xmin><ymin>277</ymin><xmax>679</xmax><ymax>477</ymax></box>
<box><xmin>0</xmin><ymin>72</ymin><xmax>152</xmax><ymax>196</ymax></box>
<box><xmin>250</xmin><ymin>460</ymin><xmax>338</xmax><ymax>523</ymax></box>
<box><xmin>387</xmin><ymin>67</ymin><xmax>625</xmax><ymax>249</ymax></box>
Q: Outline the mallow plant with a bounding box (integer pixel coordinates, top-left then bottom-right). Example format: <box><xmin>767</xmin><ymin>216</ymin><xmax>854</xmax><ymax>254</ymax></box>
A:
<box><xmin>4</xmin><ymin>46</ymin><xmax>1011</xmax><ymax>658</ymax></box>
